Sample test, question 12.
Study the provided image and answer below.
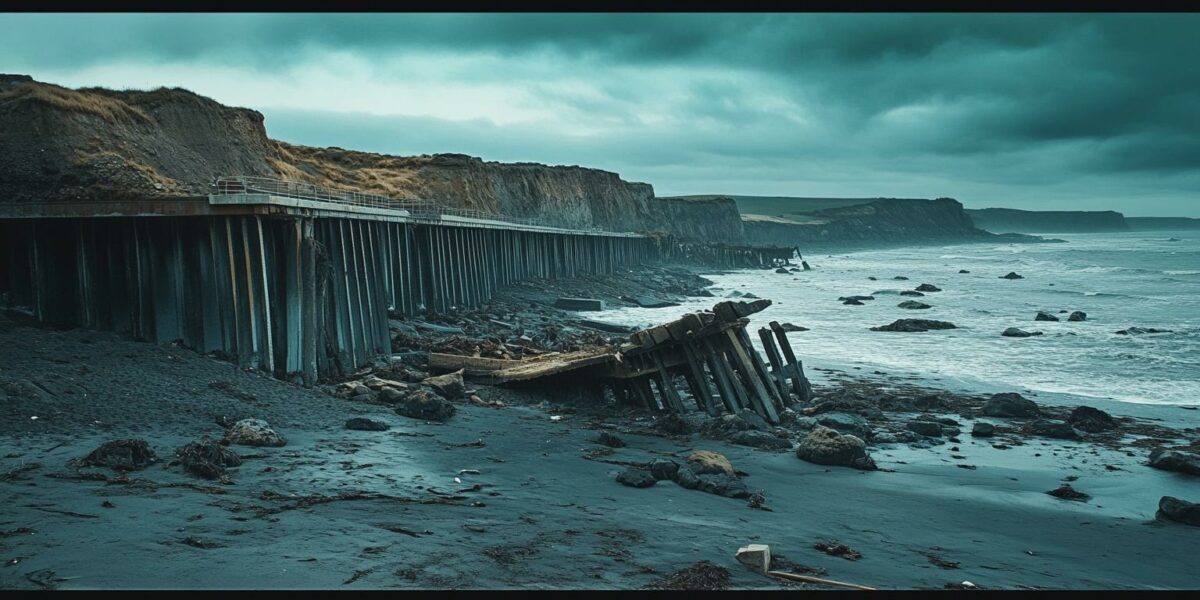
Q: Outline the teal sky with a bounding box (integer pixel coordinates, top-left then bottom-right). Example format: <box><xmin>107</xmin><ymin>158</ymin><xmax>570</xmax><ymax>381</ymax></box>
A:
<box><xmin>3</xmin><ymin>13</ymin><xmax>1198</xmax><ymax>216</ymax></box>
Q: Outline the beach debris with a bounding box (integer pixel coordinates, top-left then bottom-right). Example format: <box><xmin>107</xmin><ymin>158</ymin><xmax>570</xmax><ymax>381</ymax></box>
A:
<box><xmin>615</xmin><ymin>468</ymin><xmax>657</xmax><ymax>488</ymax></box>
<box><xmin>174</xmin><ymin>439</ymin><xmax>243</xmax><ymax>480</ymax></box>
<box><xmin>223</xmin><ymin>419</ymin><xmax>287</xmax><ymax>447</ymax></box>
<box><xmin>394</xmin><ymin>389</ymin><xmax>456</xmax><ymax>422</ymax></box>
<box><xmin>550</xmin><ymin>415</ymin><xmax>563</xmax><ymax>422</ymax></box>
<box><xmin>926</xmin><ymin>553</ymin><xmax>961</xmax><ymax>569</ymax></box>
<box><xmin>77</xmin><ymin>439</ymin><xmax>157</xmax><ymax>471</ymax></box>
<box><xmin>795</xmin><ymin>426</ymin><xmax>877</xmax><ymax>470</ymax></box>
<box><xmin>869</xmin><ymin>319</ymin><xmax>956</xmax><ymax>332</ymax></box>
<box><xmin>813</xmin><ymin>539</ymin><xmax>862</xmax><ymax>561</ymax></box>
<box><xmin>630</xmin><ymin>295</ymin><xmax>680</xmax><ymax>308</ymax></box>
<box><xmin>643</xmin><ymin>560</ymin><xmax>730</xmax><ymax>591</ymax></box>
<box><xmin>345</xmin><ymin>418</ymin><xmax>390</xmax><ymax>431</ymax></box>
<box><xmin>1047</xmin><ymin>484</ymin><xmax>1090</xmax><ymax>502</ymax></box>
<box><xmin>946</xmin><ymin>581</ymin><xmax>980</xmax><ymax>590</ymax></box>
<box><xmin>1148</xmin><ymin>449</ymin><xmax>1200</xmax><ymax>476</ymax></box>
<box><xmin>766</xmin><ymin>570</ymin><xmax>877</xmax><ymax>591</ymax></box>
<box><xmin>898</xmin><ymin>300</ymin><xmax>932</xmax><ymax>309</ymax></box>
<box><xmin>971</xmin><ymin>422</ymin><xmax>996</xmax><ymax>437</ymax></box>
<box><xmin>1002</xmin><ymin>327</ymin><xmax>1043</xmax><ymax>338</ymax></box>
<box><xmin>594</xmin><ymin>431</ymin><xmax>626</xmax><ymax>448</ymax></box>
<box><xmin>1000</xmin><ymin>272</ymin><xmax>1024</xmax><ymax>280</ymax></box>
<box><xmin>1115</xmin><ymin>327</ymin><xmax>1172</xmax><ymax>335</ymax></box>
<box><xmin>687</xmin><ymin>450</ymin><xmax>735</xmax><ymax>476</ymax></box>
<box><xmin>981</xmin><ymin>392</ymin><xmax>1041</xmax><ymax>418</ymax></box>
<box><xmin>1028</xmin><ymin>419</ymin><xmax>1083</xmax><ymax>440</ymax></box>
<box><xmin>422</xmin><ymin>370</ymin><xmax>466</xmax><ymax>400</ymax></box>
<box><xmin>1068</xmin><ymin>311</ymin><xmax>1088</xmax><ymax>322</ymax></box>
<box><xmin>1067</xmin><ymin>406</ymin><xmax>1118</xmax><ymax>433</ymax></box>
<box><xmin>915</xmin><ymin>283</ymin><xmax>941</xmax><ymax>292</ymax></box>
<box><xmin>735</xmin><ymin>543</ymin><xmax>772</xmax><ymax>572</ymax></box>
<box><xmin>1156</xmin><ymin>496</ymin><xmax>1200</xmax><ymax>527</ymax></box>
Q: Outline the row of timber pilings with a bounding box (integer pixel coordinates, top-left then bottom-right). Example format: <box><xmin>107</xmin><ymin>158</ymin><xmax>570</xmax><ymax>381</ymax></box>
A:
<box><xmin>650</xmin><ymin>235</ymin><xmax>798</xmax><ymax>269</ymax></box>
<box><xmin>0</xmin><ymin>215</ymin><xmax>653</xmax><ymax>385</ymax></box>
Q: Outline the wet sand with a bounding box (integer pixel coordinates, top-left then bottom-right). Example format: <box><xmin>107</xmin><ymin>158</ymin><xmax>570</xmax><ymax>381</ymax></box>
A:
<box><xmin>2</xmin><ymin>275</ymin><xmax>1199</xmax><ymax>590</ymax></box>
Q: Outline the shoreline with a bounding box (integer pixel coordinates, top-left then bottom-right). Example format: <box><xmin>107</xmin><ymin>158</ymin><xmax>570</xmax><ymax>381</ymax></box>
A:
<box><xmin>2</xmin><ymin>258</ymin><xmax>1198</xmax><ymax>590</ymax></box>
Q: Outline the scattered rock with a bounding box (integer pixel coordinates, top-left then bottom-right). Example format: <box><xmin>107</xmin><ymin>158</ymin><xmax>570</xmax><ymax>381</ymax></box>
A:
<box><xmin>644</xmin><ymin>560</ymin><xmax>730</xmax><ymax>591</ymax></box>
<box><xmin>1000</xmin><ymin>272</ymin><xmax>1024</xmax><ymax>280</ymax></box>
<box><xmin>422</xmin><ymin>370</ymin><xmax>466</xmax><ymax>400</ymax></box>
<box><xmin>1029</xmin><ymin>419</ymin><xmax>1082</xmax><ymax>440</ymax></box>
<box><xmin>1157</xmin><ymin>496</ymin><xmax>1200</xmax><ymax>526</ymax></box>
<box><xmin>816</xmin><ymin>412</ymin><xmax>873</xmax><ymax>439</ymax></box>
<box><xmin>1067</xmin><ymin>311</ymin><xmax>1087</xmax><ymax>322</ymax></box>
<box><xmin>906</xmin><ymin>420</ymin><xmax>943</xmax><ymax>437</ymax></box>
<box><xmin>595</xmin><ymin>431</ymin><xmax>627</xmax><ymax>448</ymax></box>
<box><xmin>345</xmin><ymin>418</ymin><xmax>390</xmax><ymax>432</ymax></box>
<box><xmin>673</xmin><ymin>465</ymin><xmax>702</xmax><ymax>489</ymax></box>
<box><xmin>738</xmin><ymin>409</ymin><xmax>771</xmax><ymax>431</ymax></box>
<box><xmin>838</xmin><ymin>295</ymin><xmax>875</xmax><ymax>302</ymax></box>
<box><xmin>981</xmin><ymin>393</ymin><xmax>1040</xmax><ymax>418</ymax></box>
<box><xmin>655</xmin><ymin>413</ymin><xmax>693</xmax><ymax>435</ymax></box>
<box><xmin>649</xmin><ymin>459</ymin><xmax>680</xmax><ymax>481</ymax></box>
<box><xmin>687</xmin><ymin>450</ymin><xmax>735</xmax><ymax>477</ymax></box>
<box><xmin>729</xmin><ymin>430</ymin><xmax>792</xmax><ymax>450</ymax></box>
<box><xmin>775</xmin><ymin>268</ymin><xmax>789</xmax><ymax>274</ymax></box>
<box><xmin>1047</xmin><ymin>484</ymin><xmax>1090</xmax><ymax>502</ymax></box>
<box><xmin>1002</xmin><ymin>327</ymin><xmax>1043</xmax><ymax>338</ymax></box>
<box><xmin>843</xmin><ymin>298</ymin><xmax>865</xmax><ymax>306</ymax></box>
<box><xmin>1148</xmin><ymin>449</ymin><xmax>1200</xmax><ymax>476</ymax></box>
<box><xmin>1035</xmin><ymin>311</ymin><xmax>1060</xmax><ymax>322</ymax></box>
<box><xmin>915</xmin><ymin>283</ymin><xmax>941</xmax><ymax>292</ymax></box>
<box><xmin>1115</xmin><ymin>327</ymin><xmax>1172</xmax><ymax>335</ymax></box>
<box><xmin>78</xmin><ymin>439</ymin><xmax>156</xmax><ymax>471</ymax></box>
<box><xmin>795</xmin><ymin>426</ymin><xmax>877</xmax><ymax>470</ymax></box>
<box><xmin>893</xmin><ymin>276</ymin><xmax>910</xmax><ymax>281</ymax></box>
<box><xmin>223</xmin><ymin>419</ymin><xmax>287</xmax><ymax>447</ymax></box>
<box><xmin>899</xmin><ymin>290</ymin><xmax>925</xmax><ymax>297</ymax></box>
<box><xmin>175</xmin><ymin>439</ymin><xmax>242</xmax><ymax>480</ymax></box>
<box><xmin>616</xmin><ymin>468</ymin><xmax>657</xmax><ymax>488</ymax></box>
<box><xmin>1067</xmin><ymin>406</ymin><xmax>1118</xmax><ymax>433</ymax></box>
<box><xmin>394</xmin><ymin>389</ymin><xmax>456</xmax><ymax>422</ymax></box>
<box><xmin>735</xmin><ymin>544</ymin><xmax>772</xmax><ymax>572</ymax></box>
<box><xmin>898</xmin><ymin>301</ymin><xmax>931</xmax><ymax>310</ymax></box>
<box><xmin>378</xmin><ymin>387</ymin><xmax>407</xmax><ymax>403</ymax></box>
<box><xmin>971</xmin><ymin>422</ymin><xmax>996</xmax><ymax>437</ymax></box>
<box><xmin>959</xmin><ymin>269</ymin><xmax>971</xmax><ymax>274</ymax></box>
<box><xmin>778</xmin><ymin>322</ymin><xmax>808</xmax><ymax>332</ymax></box>
<box><xmin>697</xmin><ymin>473</ymin><xmax>751</xmax><ymax>498</ymax></box>
<box><xmin>870</xmin><ymin>319</ymin><xmax>957</xmax><ymax>332</ymax></box>
<box><xmin>813</xmin><ymin>540</ymin><xmax>862</xmax><ymax>560</ymax></box>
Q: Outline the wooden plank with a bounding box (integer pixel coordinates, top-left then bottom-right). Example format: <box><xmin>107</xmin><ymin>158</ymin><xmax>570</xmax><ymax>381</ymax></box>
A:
<box><xmin>770</xmin><ymin>320</ymin><xmax>811</xmax><ymax>403</ymax></box>
<box><xmin>682</xmin><ymin>342</ymin><xmax>721</xmax><ymax>416</ymax></box>
<box><xmin>722</xmin><ymin>329</ymin><xmax>780</xmax><ymax>424</ymax></box>
<box><xmin>758</xmin><ymin>327</ymin><xmax>791</xmax><ymax>403</ymax></box>
<box><xmin>737</xmin><ymin>327</ymin><xmax>785</xmax><ymax>413</ymax></box>
<box><xmin>648</xmin><ymin>351</ymin><xmax>686</xmax><ymax>412</ymax></box>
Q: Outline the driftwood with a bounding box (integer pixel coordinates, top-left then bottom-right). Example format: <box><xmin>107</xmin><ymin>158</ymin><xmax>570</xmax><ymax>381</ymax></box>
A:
<box><xmin>766</xmin><ymin>570</ymin><xmax>877</xmax><ymax>591</ymax></box>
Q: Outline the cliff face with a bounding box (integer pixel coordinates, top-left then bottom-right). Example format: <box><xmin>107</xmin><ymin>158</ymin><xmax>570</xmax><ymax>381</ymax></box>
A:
<box><xmin>1126</xmin><ymin>217</ymin><xmax>1200</xmax><ymax>230</ymax></box>
<box><xmin>967</xmin><ymin>208</ymin><xmax>1130</xmax><ymax>233</ymax></box>
<box><xmin>744</xmin><ymin>198</ymin><xmax>996</xmax><ymax>250</ymax></box>
<box><xmin>0</xmin><ymin>76</ymin><xmax>728</xmax><ymax>238</ymax></box>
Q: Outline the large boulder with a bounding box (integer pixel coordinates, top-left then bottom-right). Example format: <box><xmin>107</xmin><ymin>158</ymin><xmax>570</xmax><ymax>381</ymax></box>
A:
<box><xmin>422</xmin><ymin>370</ymin><xmax>466</xmax><ymax>400</ymax></box>
<box><xmin>175</xmin><ymin>439</ymin><xmax>243</xmax><ymax>480</ymax></box>
<box><xmin>1000</xmin><ymin>272</ymin><xmax>1024</xmax><ymax>280</ymax></box>
<box><xmin>616</xmin><ymin>468</ymin><xmax>657</xmax><ymax>488</ymax></box>
<box><xmin>394</xmin><ymin>389</ymin><xmax>456</xmax><ymax>422</ymax></box>
<box><xmin>224</xmin><ymin>419</ymin><xmax>287</xmax><ymax>447</ymax></box>
<box><xmin>687</xmin><ymin>450</ymin><xmax>736</xmax><ymax>477</ymax></box>
<box><xmin>915</xmin><ymin>283</ymin><xmax>941</xmax><ymax>292</ymax></box>
<box><xmin>1157</xmin><ymin>496</ymin><xmax>1200</xmax><ymax>526</ymax></box>
<box><xmin>898</xmin><ymin>301</ymin><xmax>932</xmax><ymax>310</ymax></box>
<box><xmin>795</xmin><ymin>426</ymin><xmax>877</xmax><ymax>470</ymax></box>
<box><xmin>649</xmin><ymin>459</ymin><xmax>680</xmax><ymax>481</ymax></box>
<box><xmin>78</xmin><ymin>439</ymin><xmax>157</xmax><ymax>471</ymax></box>
<box><xmin>696</xmin><ymin>473</ymin><xmax>751</xmax><ymax>499</ymax></box>
<box><xmin>869</xmin><ymin>319</ymin><xmax>957</xmax><ymax>332</ymax></box>
<box><xmin>905</xmin><ymin>420</ymin><xmax>943</xmax><ymax>437</ymax></box>
<box><xmin>1116</xmin><ymin>327</ymin><xmax>1173</xmax><ymax>335</ymax></box>
<box><xmin>1029</xmin><ymin>419</ymin><xmax>1082</xmax><ymax>440</ymax></box>
<box><xmin>345</xmin><ymin>418</ymin><xmax>390</xmax><ymax>431</ymax></box>
<box><xmin>1067</xmin><ymin>311</ymin><xmax>1088</xmax><ymax>322</ymax></box>
<box><xmin>1035</xmin><ymin>311</ymin><xmax>1060</xmax><ymax>322</ymax></box>
<box><xmin>1148</xmin><ymin>449</ymin><xmax>1200</xmax><ymax>476</ymax></box>
<box><xmin>899</xmin><ymin>290</ymin><xmax>925</xmax><ymax>297</ymax></box>
<box><xmin>1002</xmin><ymin>327</ymin><xmax>1043</xmax><ymax>338</ymax></box>
<box><xmin>971</xmin><ymin>422</ymin><xmax>996</xmax><ymax>437</ymax></box>
<box><xmin>1067</xmin><ymin>406</ymin><xmax>1118</xmax><ymax>433</ymax></box>
<box><xmin>981</xmin><ymin>393</ymin><xmax>1040</xmax><ymax>418</ymax></box>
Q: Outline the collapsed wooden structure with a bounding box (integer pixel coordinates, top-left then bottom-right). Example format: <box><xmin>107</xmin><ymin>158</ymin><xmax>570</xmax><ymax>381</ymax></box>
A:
<box><xmin>429</xmin><ymin>299</ymin><xmax>812</xmax><ymax>424</ymax></box>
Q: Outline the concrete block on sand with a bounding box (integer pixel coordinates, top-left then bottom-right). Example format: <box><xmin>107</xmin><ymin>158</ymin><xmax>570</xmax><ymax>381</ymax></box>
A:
<box><xmin>554</xmin><ymin>297</ymin><xmax>606</xmax><ymax>311</ymax></box>
<box><xmin>735</xmin><ymin>544</ymin><xmax>771</xmax><ymax>572</ymax></box>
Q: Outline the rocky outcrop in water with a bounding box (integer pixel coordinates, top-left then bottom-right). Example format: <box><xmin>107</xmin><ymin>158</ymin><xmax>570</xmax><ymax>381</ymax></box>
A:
<box><xmin>967</xmin><ymin>208</ymin><xmax>1130</xmax><ymax>233</ymax></box>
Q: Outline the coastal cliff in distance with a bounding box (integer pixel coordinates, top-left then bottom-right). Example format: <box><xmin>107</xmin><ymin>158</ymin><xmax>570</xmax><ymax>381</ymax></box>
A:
<box><xmin>1126</xmin><ymin>217</ymin><xmax>1200</xmax><ymax>230</ymax></box>
<box><xmin>967</xmin><ymin>208</ymin><xmax>1130</xmax><ymax>233</ymax></box>
<box><xmin>0</xmin><ymin>75</ymin><xmax>736</xmax><ymax>241</ymax></box>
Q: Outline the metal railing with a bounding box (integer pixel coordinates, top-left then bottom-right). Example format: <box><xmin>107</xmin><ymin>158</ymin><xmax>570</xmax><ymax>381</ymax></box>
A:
<box><xmin>212</xmin><ymin>176</ymin><xmax>609</xmax><ymax>232</ymax></box>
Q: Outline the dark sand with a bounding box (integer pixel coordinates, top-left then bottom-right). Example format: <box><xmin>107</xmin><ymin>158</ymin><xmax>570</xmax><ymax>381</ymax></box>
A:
<box><xmin>2</xmin><ymin>274</ymin><xmax>1199</xmax><ymax>590</ymax></box>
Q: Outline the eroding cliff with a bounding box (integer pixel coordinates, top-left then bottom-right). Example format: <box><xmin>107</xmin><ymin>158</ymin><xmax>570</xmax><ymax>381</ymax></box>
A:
<box><xmin>0</xmin><ymin>76</ymin><xmax>728</xmax><ymax>238</ymax></box>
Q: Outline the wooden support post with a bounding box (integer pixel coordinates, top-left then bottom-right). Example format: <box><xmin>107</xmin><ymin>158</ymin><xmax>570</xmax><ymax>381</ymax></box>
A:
<box><xmin>649</xmin><ymin>351</ymin><xmax>686</xmax><ymax>412</ymax></box>
<box><xmin>703</xmin><ymin>337</ymin><xmax>748</xmax><ymax>413</ymax></box>
<box><xmin>770</xmin><ymin>320</ymin><xmax>812</xmax><ymax>403</ymax></box>
<box><xmin>736</xmin><ymin>326</ymin><xmax>784</xmax><ymax>412</ymax></box>
<box><xmin>721</xmin><ymin>329</ymin><xmax>780</xmax><ymax>424</ymax></box>
<box><xmin>757</xmin><ymin>327</ymin><xmax>791</xmax><ymax>403</ymax></box>
<box><xmin>681</xmin><ymin>342</ymin><xmax>722</xmax><ymax>416</ymax></box>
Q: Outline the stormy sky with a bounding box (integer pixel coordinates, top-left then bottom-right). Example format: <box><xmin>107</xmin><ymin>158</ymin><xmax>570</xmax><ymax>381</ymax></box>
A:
<box><xmin>3</xmin><ymin>13</ymin><xmax>1198</xmax><ymax>216</ymax></box>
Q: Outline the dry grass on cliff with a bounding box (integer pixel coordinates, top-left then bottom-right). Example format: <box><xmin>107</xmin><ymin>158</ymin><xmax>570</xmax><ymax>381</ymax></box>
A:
<box><xmin>270</xmin><ymin>142</ymin><xmax>426</xmax><ymax>199</ymax></box>
<box><xmin>0</xmin><ymin>82</ymin><xmax>151</xmax><ymax>125</ymax></box>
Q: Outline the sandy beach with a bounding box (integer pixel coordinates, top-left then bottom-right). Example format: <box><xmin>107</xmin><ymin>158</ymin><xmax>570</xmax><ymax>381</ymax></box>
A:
<box><xmin>2</xmin><ymin>267</ymin><xmax>1198</xmax><ymax>591</ymax></box>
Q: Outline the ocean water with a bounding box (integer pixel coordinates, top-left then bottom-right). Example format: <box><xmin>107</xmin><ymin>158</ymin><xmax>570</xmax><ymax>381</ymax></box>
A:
<box><xmin>603</xmin><ymin>231</ymin><xmax>1200</xmax><ymax>407</ymax></box>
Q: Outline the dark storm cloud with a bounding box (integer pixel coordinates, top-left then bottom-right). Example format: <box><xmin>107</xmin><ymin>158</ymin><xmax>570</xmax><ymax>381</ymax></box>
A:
<box><xmin>2</xmin><ymin>13</ymin><xmax>1197</xmax><ymax>214</ymax></box>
